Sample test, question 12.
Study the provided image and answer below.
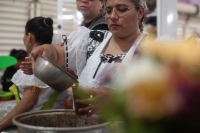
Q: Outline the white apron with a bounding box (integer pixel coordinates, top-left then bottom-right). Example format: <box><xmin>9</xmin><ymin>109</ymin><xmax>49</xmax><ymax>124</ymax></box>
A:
<box><xmin>78</xmin><ymin>32</ymin><xmax>146</xmax><ymax>89</ymax></box>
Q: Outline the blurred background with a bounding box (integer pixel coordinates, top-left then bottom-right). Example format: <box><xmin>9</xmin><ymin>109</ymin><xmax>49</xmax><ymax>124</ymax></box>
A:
<box><xmin>0</xmin><ymin>0</ymin><xmax>200</xmax><ymax>91</ymax></box>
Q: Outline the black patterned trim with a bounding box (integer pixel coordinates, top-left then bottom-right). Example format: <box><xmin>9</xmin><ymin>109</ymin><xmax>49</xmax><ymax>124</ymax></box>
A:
<box><xmin>87</xmin><ymin>30</ymin><xmax>107</xmax><ymax>59</ymax></box>
<box><xmin>93</xmin><ymin>53</ymin><xmax>126</xmax><ymax>78</ymax></box>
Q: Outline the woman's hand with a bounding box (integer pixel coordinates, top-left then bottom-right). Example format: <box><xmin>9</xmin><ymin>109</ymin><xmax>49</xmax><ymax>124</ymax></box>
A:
<box><xmin>75</xmin><ymin>87</ymin><xmax>112</xmax><ymax>117</ymax></box>
<box><xmin>20</xmin><ymin>56</ymin><xmax>33</xmax><ymax>75</ymax></box>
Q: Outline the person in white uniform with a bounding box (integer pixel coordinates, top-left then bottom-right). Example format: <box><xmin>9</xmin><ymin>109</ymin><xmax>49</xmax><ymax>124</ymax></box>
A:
<box><xmin>0</xmin><ymin>17</ymin><xmax>67</xmax><ymax>132</ymax></box>
<box><xmin>30</xmin><ymin>0</ymin><xmax>147</xmax><ymax>116</ymax></box>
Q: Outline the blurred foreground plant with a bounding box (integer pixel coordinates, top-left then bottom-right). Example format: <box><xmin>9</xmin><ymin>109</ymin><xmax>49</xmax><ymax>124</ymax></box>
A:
<box><xmin>101</xmin><ymin>37</ymin><xmax>200</xmax><ymax>133</ymax></box>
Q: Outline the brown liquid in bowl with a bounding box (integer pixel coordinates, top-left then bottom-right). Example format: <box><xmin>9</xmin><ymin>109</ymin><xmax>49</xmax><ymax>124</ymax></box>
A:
<box><xmin>17</xmin><ymin>111</ymin><xmax>102</xmax><ymax>127</ymax></box>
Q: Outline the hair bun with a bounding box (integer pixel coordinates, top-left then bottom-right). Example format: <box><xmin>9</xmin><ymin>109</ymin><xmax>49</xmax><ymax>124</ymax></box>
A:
<box><xmin>10</xmin><ymin>49</ymin><xmax>17</xmax><ymax>56</ymax></box>
<box><xmin>44</xmin><ymin>17</ymin><xmax>53</xmax><ymax>27</ymax></box>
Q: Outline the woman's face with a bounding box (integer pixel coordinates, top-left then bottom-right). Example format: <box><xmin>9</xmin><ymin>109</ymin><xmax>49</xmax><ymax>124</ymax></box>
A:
<box><xmin>105</xmin><ymin>0</ymin><xmax>144</xmax><ymax>38</ymax></box>
<box><xmin>76</xmin><ymin>0</ymin><xmax>102</xmax><ymax>19</ymax></box>
<box><xmin>23</xmin><ymin>32</ymin><xmax>32</xmax><ymax>53</ymax></box>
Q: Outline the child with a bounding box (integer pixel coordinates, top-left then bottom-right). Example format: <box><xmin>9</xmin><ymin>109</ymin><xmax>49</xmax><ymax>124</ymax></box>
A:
<box><xmin>1</xmin><ymin>49</ymin><xmax>28</xmax><ymax>92</ymax></box>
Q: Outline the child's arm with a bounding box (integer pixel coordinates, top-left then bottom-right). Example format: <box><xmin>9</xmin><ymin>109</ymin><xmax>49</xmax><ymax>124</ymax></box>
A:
<box><xmin>0</xmin><ymin>86</ymin><xmax>40</xmax><ymax>131</ymax></box>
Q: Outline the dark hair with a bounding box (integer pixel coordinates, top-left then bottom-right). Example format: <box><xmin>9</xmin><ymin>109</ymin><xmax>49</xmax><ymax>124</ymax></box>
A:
<box><xmin>10</xmin><ymin>49</ymin><xmax>28</xmax><ymax>61</ymax></box>
<box><xmin>25</xmin><ymin>17</ymin><xmax>53</xmax><ymax>45</ymax></box>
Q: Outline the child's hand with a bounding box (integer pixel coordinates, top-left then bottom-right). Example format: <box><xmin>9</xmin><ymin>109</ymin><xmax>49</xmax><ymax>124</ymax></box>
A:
<box><xmin>20</xmin><ymin>56</ymin><xmax>33</xmax><ymax>75</ymax></box>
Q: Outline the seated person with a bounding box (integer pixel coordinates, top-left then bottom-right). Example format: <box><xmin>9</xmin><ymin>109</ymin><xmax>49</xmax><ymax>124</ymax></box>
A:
<box><xmin>0</xmin><ymin>17</ymin><xmax>67</xmax><ymax>132</ymax></box>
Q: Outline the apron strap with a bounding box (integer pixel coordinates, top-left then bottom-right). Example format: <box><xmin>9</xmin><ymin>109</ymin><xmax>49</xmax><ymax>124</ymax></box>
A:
<box><xmin>122</xmin><ymin>33</ymin><xmax>147</xmax><ymax>64</ymax></box>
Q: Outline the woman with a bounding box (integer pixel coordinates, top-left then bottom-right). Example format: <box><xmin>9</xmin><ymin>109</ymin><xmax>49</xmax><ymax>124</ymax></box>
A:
<box><xmin>31</xmin><ymin>0</ymin><xmax>147</xmax><ymax>116</ymax></box>
<box><xmin>77</xmin><ymin>0</ymin><xmax>108</xmax><ymax>30</ymax></box>
<box><xmin>0</xmin><ymin>17</ymin><xmax>67</xmax><ymax>131</ymax></box>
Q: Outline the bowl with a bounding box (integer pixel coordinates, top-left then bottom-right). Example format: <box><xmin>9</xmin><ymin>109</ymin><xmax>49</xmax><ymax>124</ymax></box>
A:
<box><xmin>12</xmin><ymin>109</ymin><xmax>109</xmax><ymax>133</ymax></box>
<box><xmin>0</xmin><ymin>92</ymin><xmax>14</xmax><ymax>100</ymax></box>
<box><xmin>33</xmin><ymin>54</ymin><xmax>78</xmax><ymax>92</ymax></box>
